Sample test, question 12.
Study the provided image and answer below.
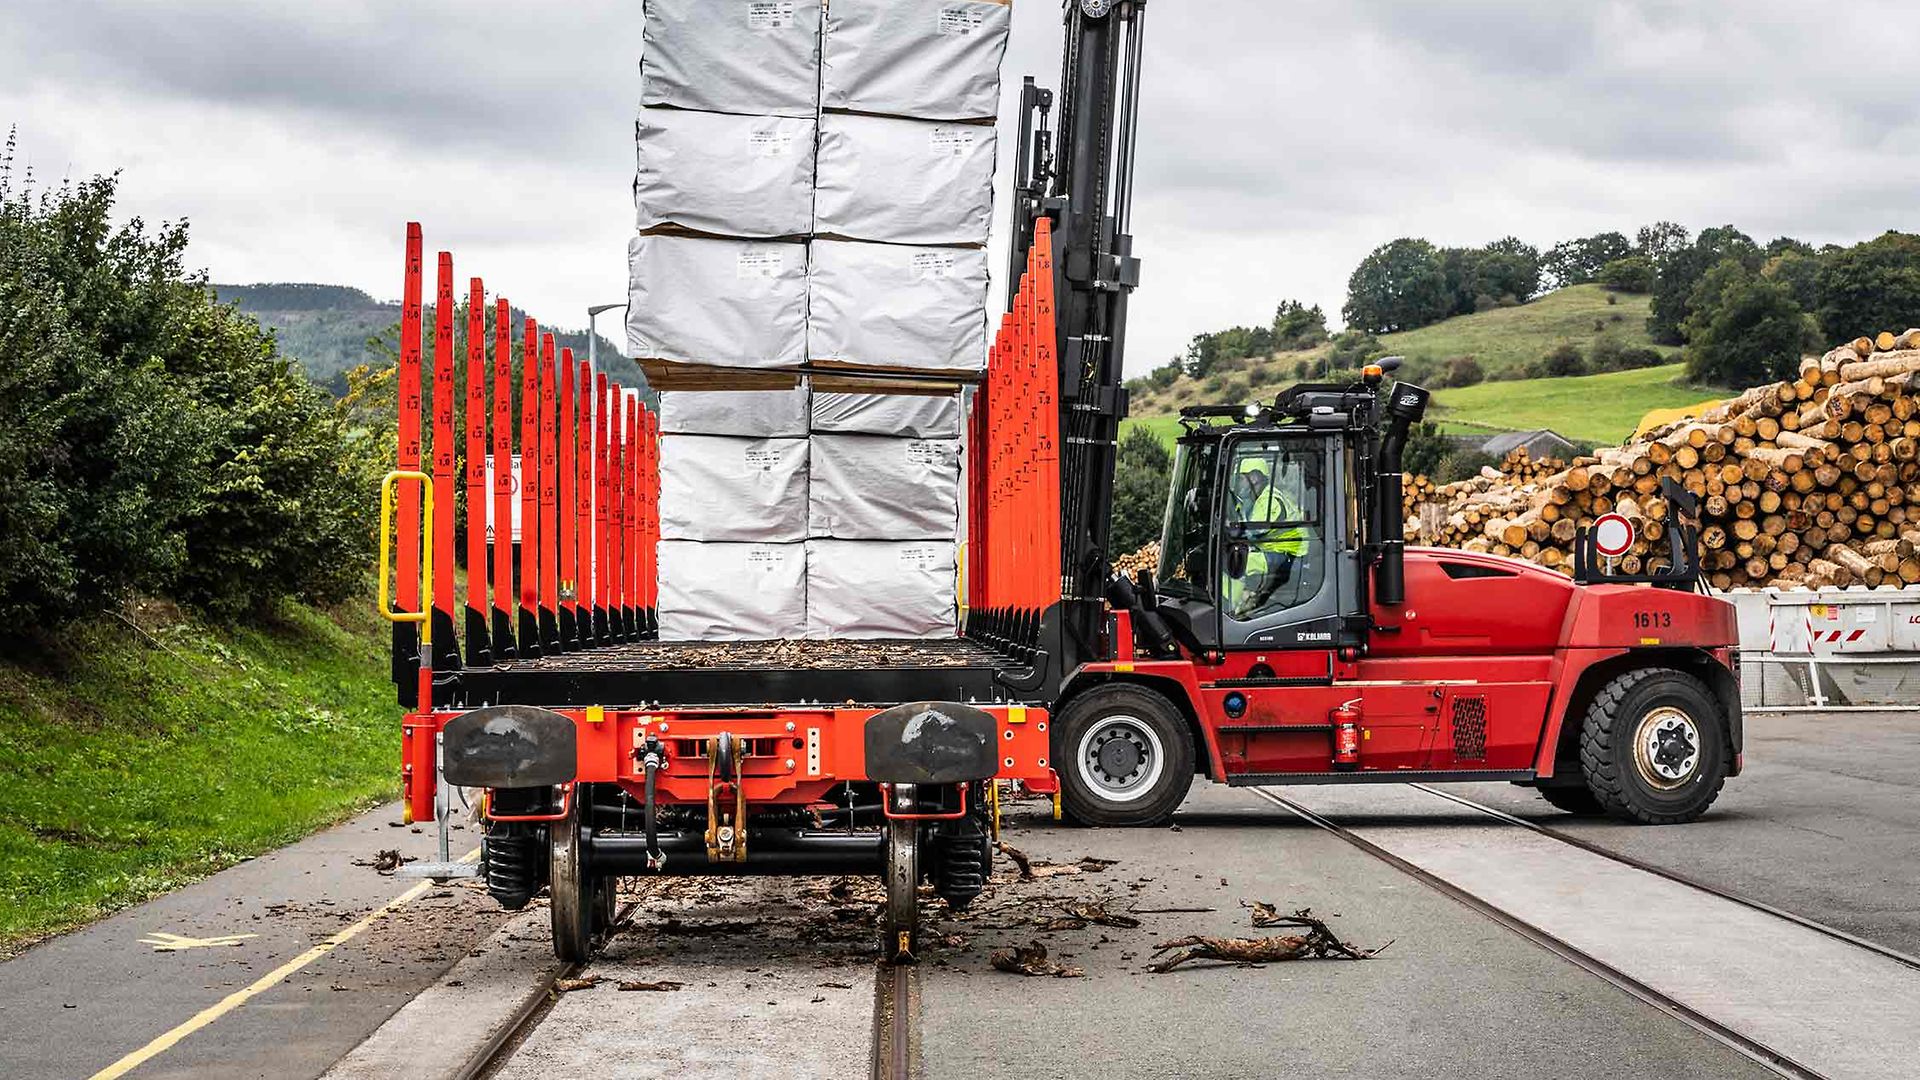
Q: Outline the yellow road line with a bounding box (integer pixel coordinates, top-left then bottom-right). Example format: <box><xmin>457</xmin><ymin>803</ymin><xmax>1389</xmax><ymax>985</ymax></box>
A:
<box><xmin>90</xmin><ymin>847</ymin><xmax>481</xmax><ymax>1080</ymax></box>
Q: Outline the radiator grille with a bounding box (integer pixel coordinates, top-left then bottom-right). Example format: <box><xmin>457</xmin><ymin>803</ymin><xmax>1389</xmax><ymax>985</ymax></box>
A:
<box><xmin>1451</xmin><ymin>696</ymin><xmax>1488</xmax><ymax>761</ymax></box>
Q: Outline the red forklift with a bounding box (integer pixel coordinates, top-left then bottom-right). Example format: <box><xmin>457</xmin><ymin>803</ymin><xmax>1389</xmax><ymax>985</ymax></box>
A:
<box><xmin>382</xmin><ymin>0</ymin><xmax>1740</xmax><ymax>963</ymax></box>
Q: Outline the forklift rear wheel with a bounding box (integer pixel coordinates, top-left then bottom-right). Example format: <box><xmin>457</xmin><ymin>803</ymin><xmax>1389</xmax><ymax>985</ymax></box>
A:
<box><xmin>1579</xmin><ymin>668</ymin><xmax>1729</xmax><ymax>825</ymax></box>
<box><xmin>883</xmin><ymin>818</ymin><xmax>920</xmax><ymax>964</ymax></box>
<box><xmin>1056</xmin><ymin>685</ymin><xmax>1195</xmax><ymax>827</ymax></box>
<box><xmin>550</xmin><ymin>790</ymin><xmax>604</xmax><ymax>963</ymax></box>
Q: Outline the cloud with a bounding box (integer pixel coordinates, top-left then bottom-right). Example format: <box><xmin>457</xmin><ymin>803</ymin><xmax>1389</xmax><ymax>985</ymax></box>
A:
<box><xmin>4</xmin><ymin>0</ymin><xmax>1917</xmax><ymax>373</ymax></box>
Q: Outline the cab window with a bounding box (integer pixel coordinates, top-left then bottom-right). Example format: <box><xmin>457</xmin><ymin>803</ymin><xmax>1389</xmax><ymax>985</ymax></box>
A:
<box><xmin>1157</xmin><ymin>439</ymin><xmax>1218</xmax><ymax>596</ymax></box>
<box><xmin>1222</xmin><ymin>441</ymin><xmax>1325</xmax><ymax>622</ymax></box>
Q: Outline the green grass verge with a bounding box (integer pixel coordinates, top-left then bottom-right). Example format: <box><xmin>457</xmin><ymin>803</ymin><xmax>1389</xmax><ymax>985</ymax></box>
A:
<box><xmin>0</xmin><ymin>599</ymin><xmax>398</xmax><ymax>954</ymax></box>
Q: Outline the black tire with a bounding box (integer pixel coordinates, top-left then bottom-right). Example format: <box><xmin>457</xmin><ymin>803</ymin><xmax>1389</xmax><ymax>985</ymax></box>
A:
<box><xmin>1536</xmin><ymin>785</ymin><xmax>1606</xmax><ymax>816</ymax></box>
<box><xmin>1579</xmin><ymin>668</ymin><xmax>1729</xmax><ymax>825</ymax></box>
<box><xmin>1055</xmin><ymin>685</ymin><xmax>1195</xmax><ymax>827</ymax></box>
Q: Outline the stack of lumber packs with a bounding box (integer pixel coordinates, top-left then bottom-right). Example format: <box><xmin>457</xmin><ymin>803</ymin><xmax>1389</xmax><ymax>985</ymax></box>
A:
<box><xmin>1406</xmin><ymin>329</ymin><xmax>1920</xmax><ymax>590</ymax></box>
<box><xmin>631</xmin><ymin>1</ymin><xmax>1011</xmax><ymax>640</ymax></box>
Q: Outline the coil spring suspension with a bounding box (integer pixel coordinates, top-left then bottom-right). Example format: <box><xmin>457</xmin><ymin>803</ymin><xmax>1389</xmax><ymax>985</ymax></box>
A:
<box><xmin>482</xmin><ymin>824</ymin><xmax>546</xmax><ymax>910</ymax></box>
<box><xmin>927</xmin><ymin>812</ymin><xmax>992</xmax><ymax>911</ymax></box>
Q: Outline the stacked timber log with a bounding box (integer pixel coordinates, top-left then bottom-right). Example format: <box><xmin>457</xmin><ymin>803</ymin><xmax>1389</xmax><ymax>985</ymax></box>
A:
<box><xmin>1113</xmin><ymin>541</ymin><xmax>1160</xmax><ymax>577</ymax></box>
<box><xmin>1405</xmin><ymin>329</ymin><xmax>1920</xmax><ymax>590</ymax></box>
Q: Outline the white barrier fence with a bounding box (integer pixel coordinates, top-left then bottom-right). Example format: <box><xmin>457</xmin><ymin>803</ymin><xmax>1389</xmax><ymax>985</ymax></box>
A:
<box><xmin>1726</xmin><ymin>587</ymin><xmax>1920</xmax><ymax>711</ymax></box>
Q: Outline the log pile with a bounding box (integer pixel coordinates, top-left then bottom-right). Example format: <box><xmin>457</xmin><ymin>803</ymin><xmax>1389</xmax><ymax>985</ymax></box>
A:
<box><xmin>1406</xmin><ymin>329</ymin><xmax>1920</xmax><ymax>590</ymax></box>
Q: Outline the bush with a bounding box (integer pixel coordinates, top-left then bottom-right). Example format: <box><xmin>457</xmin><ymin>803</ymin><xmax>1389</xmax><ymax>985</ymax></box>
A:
<box><xmin>1326</xmin><ymin>329</ymin><xmax>1384</xmax><ymax>372</ymax></box>
<box><xmin>1436</xmin><ymin>450</ymin><xmax>1498</xmax><ymax>484</ymax></box>
<box><xmin>1529</xmin><ymin>342</ymin><xmax>1587</xmax><ymax>378</ymax></box>
<box><xmin>0</xmin><ymin>142</ymin><xmax>379</xmax><ymax>630</ymax></box>
<box><xmin>1401</xmin><ymin>422</ymin><xmax>1450</xmax><ymax>478</ymax></box>
<box><xmin>1438</xmin><ymin>356</ymin><xmax>1485</xmax><ymax>388</ymax></box>
<box><xmin>1589</xmin><ymin>337</ymin><xmax>1667</xmax><ymax>373</ymax></box>
<box><xmin>1110</xmin><ymin>427</ymin><xmax>1174</xmax><ymax>554</ymax></box>
<box><xmin>1599</xmin><ymin>255</ymin><xmax>1657</xmax><ymax>293</ymax></box>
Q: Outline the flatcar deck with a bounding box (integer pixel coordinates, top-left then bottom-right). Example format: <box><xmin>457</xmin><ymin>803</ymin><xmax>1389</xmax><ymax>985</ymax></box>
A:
<box><xmin>437</xmin><ymin>637</ymin><xmax>1022</xmax><ymax>709</ymax></box>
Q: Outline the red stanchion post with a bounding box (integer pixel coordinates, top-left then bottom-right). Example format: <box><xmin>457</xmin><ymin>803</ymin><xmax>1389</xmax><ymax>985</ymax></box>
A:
<box><xmin>464</xmin><ymin>277</ymin><xmax>491</xmax><ymax>666</ymax></box>
<box><xmin>594</xmin><ymin>371</ymin><xmax>611</xmax><ymax>645</ymax></box>
<box><xmin>575</xmin><ymin>355</ymin><xmax>593</xmax><ymax>647</ymax></box>
<box><xmin>538</xmin><ymin>333</ymin><xmax>560</xmax><ymax>652</ymax></box>
<box><xmin>431</xmin><ymin>253</ymin><xmax>460</xmax><ymax>672</ymax></box>
<box><xmin>491</xmin><ymin>298</ymin><xmax>516</xmax><ymax>659</ymax></box>
<box><xmin>394</xmin><ymin>224</ymin><xmax>425</xmax><ymax>699</ymax></box>
<box><xmin>518</xmin><ymin>318</ymin><xmax>541</xmax><ymax>657</ymax></box>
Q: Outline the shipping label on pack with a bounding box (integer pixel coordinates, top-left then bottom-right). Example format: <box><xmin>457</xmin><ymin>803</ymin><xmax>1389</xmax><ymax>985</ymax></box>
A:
<box><xmin>748</xmin><ymin>128</ymin><xmax>798</xmax><ymax>157</ymax></box>
<box><xmin>937</xmin><ymin>6</ymin><xmax>986</xmax><ymax>35</ymax></box>
<box><xmin>904</xmin><ymin>440</ymin><xmax>956</xmax><ymax>468</ymax></box>
<box><xmin>743</xmin><ymin>447</ymin><xmax>782</xmax><ymax>470</ymax></box>
<box><xmin>745</xmin><ymin>548</ymin><xmax>787</xmax><ymax>572</ymax></box>
<box><xmin>748</xmin><ymin>1</ymin><xmax>797</xmax><ymax>30</ymax></box>
<box><xmin>736</xmin><ymin>250</ymin><xmax>786</xmax><ymax>279</ymax></box>
<box><xmin>929</xmin><ymin>127</ymin><xmax>980</xmax><ymax>156</ymax></box>
<box><xmin>898</xmin><ymin>546</ymin><xmax>946</xmax><ymax>570</ymax></box>
<box><xmin>911</xmin><ymin>251</ymin><xmax>957</xmax><ymax>280</ymax></box>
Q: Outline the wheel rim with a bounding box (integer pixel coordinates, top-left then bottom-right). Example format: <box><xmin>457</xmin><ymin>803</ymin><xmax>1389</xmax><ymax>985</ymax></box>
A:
<box><xmin>1076</xmin><ymin>715</ymin><xmax>1166</xmax><ymax>803</ymax></box>
<box><xmin>1632</xmin><ymin>706</ymin><xmax>1702</xmax><ymax>790</ymax></box>
<box><xmin>884</xmin><ymin>817</ymin><xmax>919</xmax><ymax>962</ymax></box>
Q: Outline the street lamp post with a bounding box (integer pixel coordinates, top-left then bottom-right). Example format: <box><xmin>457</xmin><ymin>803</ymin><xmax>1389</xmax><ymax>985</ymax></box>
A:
<box><xmin>586</xmin><ymin>302</ymin><xmax>626</xmax><ymax>375</ymax></box>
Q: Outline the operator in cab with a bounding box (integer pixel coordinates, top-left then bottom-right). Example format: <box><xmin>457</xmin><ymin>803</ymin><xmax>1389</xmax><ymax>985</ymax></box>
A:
<box><xmin>1226</xmin><ymin>457</ymin><xmax>1307</xmax><ymax>619</ymax></box>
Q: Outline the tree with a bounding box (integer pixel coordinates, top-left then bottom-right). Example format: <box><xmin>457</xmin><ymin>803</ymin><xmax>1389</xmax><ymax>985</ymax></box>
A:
<box><xmin>1647</xmin><ymin>225</ymin><xmax>1761</xmax><ymax>345</ymax></box>
<box><xmin>1326</xmin><ymin>329</ymin><xmax>1384</xmax><ymax>372</ymax></box>
<box><xmin>1344</xmin><ymin>238</ymin><xmax>1450</xmax><ymax>333</ymax></box>
<box><xmin>1541</xmin><ymin>232</ymin><xmax>1632</xmax><ymax>289</ymax></box>
<box><xmin>1682</xmin><ymin>260</ymin><xmax>1816</xmax><ymax>388</ymax></box>
<box><xmin>1634</xmin><ymin>221</ymin><xmax>1691</xmax><ymax>268</ymax></box>
<box><xmin>1762</xmin><ymin>248</ymin><xmax>1823</xmax><ymax>314</ymax></box>
<box><xmin>0</xmin><ymin>140</ymin><xmax>379</xmax><ymax>630</ymax></box>
<box><xmin>1110</xmin><ymin>427</ymin><xmax>1174</xmax><ymax>554</ymax></box>
<box><xmin>1401</xmin><ymin>421</ymin><xmax>1450</xmax><ymax>478</ymax></box>
<box><xmin>1814</xmin><ymin>231</ymin><xmax>1920</xmax><ymax>344</ymax></box>
<box><xmin>1599</xmin><ymin>256</ymin><xmax>1656</xmax><ymax>293</ymax></box>
<box><xmin>1270</xmin><ymin>300</ymin><xmax>1328</xmax><ymax>350</ymax></box>
<box><xmin>1530</xmin><ymin>342</ymin><xmax>1587</xmax><ymax>378</ymax></box>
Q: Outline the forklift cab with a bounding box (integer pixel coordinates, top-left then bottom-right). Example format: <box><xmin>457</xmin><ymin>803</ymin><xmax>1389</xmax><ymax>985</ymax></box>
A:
<box><xmin>1157</xmin><ymin>425</ymin><xmax>1370</xmax><ymax>653</ymax></box>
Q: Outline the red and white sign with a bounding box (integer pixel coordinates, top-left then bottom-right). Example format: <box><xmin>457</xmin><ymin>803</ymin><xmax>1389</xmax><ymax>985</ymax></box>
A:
<box><xmin>1592</xmin><ymin>513</ymin><xmax>1635</xmax><ymax>558</ymax></box>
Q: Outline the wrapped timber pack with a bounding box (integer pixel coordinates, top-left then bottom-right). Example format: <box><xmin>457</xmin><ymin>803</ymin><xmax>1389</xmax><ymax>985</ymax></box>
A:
<box><xmin>811</xmin><ymin>390</ymin><xmax>963</xmax><ymax>438</ymax></box>
<box><xmin>806</xmin><ymin>540</ymin><xmax>957</xmax><ymax>639</ymax></box>
<box><xmin>627</xmin><ymin>235</ymin><xmax>807</xmax><ymax>368</ymax></box>
<box><xmin>807</xmin><ymin>240</ymin><xmax>988</xmax><ymax>373</ymax></box>
<box><xmin>635</xmin><ymin>109</ymin><xmax>817</xmax><ymax>238</ymax></box>
<box><xmin>660</xmin><ymin>385</ymin><xmax>811</xmax><ymax>437</ymax></box>
<box><xmin>640</xmin><ymin>0</ymin><xmax>822</xmax><ymax>118</ymax></box>
<box><xmin>810</xmin><ymin>434</ymin><xmax>961</xmax><ymax>539</ymax></box>
<box><xmin>813</xmin><ymin>114</ymin><xmax>997</xmax><ymax>246</ymax></box>
<box><xmin>657</xmin><ymin>541</ymin><xmax>807</xmax><ymax>641</ymax></box>
<box><xmin>822</xmin><ymin>0</ymin><xmax>1012</xmax><ymax>121</ymax></box>
<box><xmin>658</xmin><ymin>435</ymin><xmax>809</xmax><ymax>542</ymax></box>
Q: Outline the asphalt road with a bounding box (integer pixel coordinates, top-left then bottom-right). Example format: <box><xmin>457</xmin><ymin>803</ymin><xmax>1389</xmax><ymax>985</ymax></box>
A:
<box><xmin>1452</xmin><ymin>709</ymin><xmax>1920</xmax><ymax>957</ymax></box>
<box><xmin>5</xmin><ymin>708</ymin><xmax>1916</xmax><ymax>1079</ymax></box>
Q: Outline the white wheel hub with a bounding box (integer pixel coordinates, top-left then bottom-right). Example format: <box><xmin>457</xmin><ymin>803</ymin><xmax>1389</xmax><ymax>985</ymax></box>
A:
<box><xmin>1633</xmin><ymin>706</ymin><xmax>1701</xmax><ymax>789</ymax></box>
<box><xmin>1077</xmin><ymin>715</ymin><xmax>1166</xmax><ymax>803</ymax></box>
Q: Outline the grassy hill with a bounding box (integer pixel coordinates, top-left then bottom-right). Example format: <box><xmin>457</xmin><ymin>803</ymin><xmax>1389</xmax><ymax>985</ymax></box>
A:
<box><xmin>1125</xmin><ymin>284</ymin><xmax>1699</xmax><ymax>449</ymax></box>
<box><xmin>216</xmin><ymin>283</ymin><xmax>628</xmax><ymax>396</ymax></box>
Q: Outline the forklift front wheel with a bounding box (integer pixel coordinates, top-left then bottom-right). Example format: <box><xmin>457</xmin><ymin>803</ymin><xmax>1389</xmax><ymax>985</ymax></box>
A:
<box><xmin>1055</xmin><ymin>685</ymin><xmax>1195</xmax><ymax>827</ymax></box>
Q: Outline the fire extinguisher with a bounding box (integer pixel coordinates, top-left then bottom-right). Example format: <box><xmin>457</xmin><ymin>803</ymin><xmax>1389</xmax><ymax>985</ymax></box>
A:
<box><xmin>1332</xmin><ymin>699</ymin><xmax>1363</xmax><ymax>772</ymax></box>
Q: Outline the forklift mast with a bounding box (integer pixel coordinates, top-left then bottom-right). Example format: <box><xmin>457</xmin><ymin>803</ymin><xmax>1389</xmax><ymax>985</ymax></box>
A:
<box><xmin>1008</xmin><ymin>0</ymin><xmax>1148</xmax><ymax>670</ymax></box>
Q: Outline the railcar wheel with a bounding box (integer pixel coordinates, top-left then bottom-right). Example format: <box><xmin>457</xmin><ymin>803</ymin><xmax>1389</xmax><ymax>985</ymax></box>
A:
<box><xmin>1580</xmin><ymin>668</ymin><xmax>1729</xmax><ymax>825</ymax></box>
<box><xmin>1055</xmin><ymin>685</ymin><xmax>1194</xmax><ymax>827</ymax></box>
<box><xmin>550</xmin><ymin>793</ymin><xmax>595</xmax><ymax>963</ymax></box>
<box><xmin>882</xmin><ymin>817</ymin><xmax>920</xmax><ymax>964</ymax></box>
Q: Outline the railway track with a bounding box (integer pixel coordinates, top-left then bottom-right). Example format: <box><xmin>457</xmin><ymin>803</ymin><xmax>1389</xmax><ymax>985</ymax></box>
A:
<box><xmin>1250</xmin><ymin>786</ymin><xmax>1846</xmax><ymax>1080</ymax></box>
<box><xmin>455</xmin><ymin>904</ymin><xmax>636</xmax><ymax>1080</ymax></box>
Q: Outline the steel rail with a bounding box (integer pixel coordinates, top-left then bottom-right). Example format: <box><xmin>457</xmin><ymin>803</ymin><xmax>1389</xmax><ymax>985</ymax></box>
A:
<box><xmin>1408</xmin><ymin>783</ymin><xmax>1920</xmax><ymax>974</ymax></box>
<box><xmin>1249</xmin><ymin>788</ymin><xmax>1832</xmax><ymax>1080</ymax></box>
<box><xmin>871</xmin><ymin>959</ymin><xmax>915</xmax><ymax>1080</ymax></box>
<box><xmin>456</xmin><ymin>902</ymin><xmax>636</xmax><ymax>1080</ymax></box>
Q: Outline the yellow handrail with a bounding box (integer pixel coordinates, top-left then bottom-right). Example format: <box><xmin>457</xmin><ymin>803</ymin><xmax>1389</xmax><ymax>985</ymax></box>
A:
<box><xmin>378</xmin><ymin>470</ymin><xmax>434</xmax><ymax>646</ymax></box>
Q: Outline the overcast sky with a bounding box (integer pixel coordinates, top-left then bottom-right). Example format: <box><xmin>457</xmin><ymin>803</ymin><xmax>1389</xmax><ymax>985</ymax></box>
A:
<box><xmin>4</xmin><ymin>1</ymin><xmax>1916</xmax><ymax>375</ymax></box>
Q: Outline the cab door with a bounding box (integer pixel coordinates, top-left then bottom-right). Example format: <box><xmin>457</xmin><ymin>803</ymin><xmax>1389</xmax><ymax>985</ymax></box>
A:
<box><xmin>1217</xmin><ymin>434</ymin><xmax>1350</xmax><ymax>649</ymax></box>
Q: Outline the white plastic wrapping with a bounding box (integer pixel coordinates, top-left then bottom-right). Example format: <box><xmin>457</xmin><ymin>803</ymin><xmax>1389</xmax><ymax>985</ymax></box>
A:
<box><xmin>811</xmin><ymin>391</ymin><xmax>962</xmax><ymax>438</ymax></box>
<box><xmin>658</xmin><ymin>436</ymin><xmax>809</xmax><ymax>543</ymax></box>
<box><xmin>627</xmin><ymin>235</ymin><xmax>807</xmax><ymax>368</ymax></box>
<box><xmin>660</xmin><ymin>386</ymin><xmax>811</xmax><ymax>437</ymax></box>
<box><xmin>657</xmin><ymin>541</ymin><xmax>808</xmax><ymax>641</ymax></box>
<box><xmin>635</xmin><ymin>109</ymin><xmax>817</xmax><ymax>238</ymax></box>
<box><xmin>806</xmin><ymin>540</ymin><xmax>957</xmax><ymax>639</ymax></box>
<box><xmin>640</xmin><ymin>0</ymin><xmax>822</xmax><ymax>118</ymax></box>
<box><xmin>810</xmin><ymin>435</ymin><xmax>961</xmax><ymax>539</ymax></box>
<box><xmin>822</xmin><ymin>0</ymin><xmax>1012</xmax><ymax>121</ymax></box>
<box><xmin>813</xmin><ymin>114</ymin><xmax>997</xmax><ymax>246</ymax></box>
<box><xmin>806</xmin><ymin>240</ymin><xmax>988</xmax><ymax>373</ymax></box>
